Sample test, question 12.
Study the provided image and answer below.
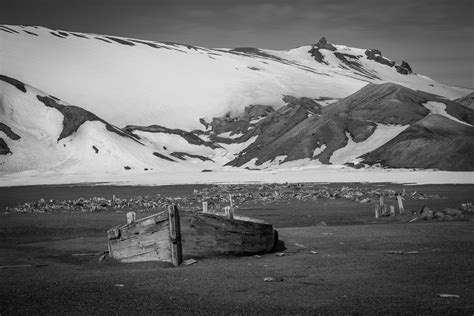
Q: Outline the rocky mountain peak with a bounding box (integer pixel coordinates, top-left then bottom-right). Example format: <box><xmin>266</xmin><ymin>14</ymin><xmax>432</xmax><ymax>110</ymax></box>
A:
<box><xmin>315</xmin><ymin>37</ymin><xmax>336</xmax><ymax>51</ymax></box>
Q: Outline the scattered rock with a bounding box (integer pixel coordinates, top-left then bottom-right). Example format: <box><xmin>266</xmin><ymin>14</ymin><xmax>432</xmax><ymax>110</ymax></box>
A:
<box><xmin>263</xmin><ymin>277</ymin><xmax>284</xmax><ymax>282</ymax></box>
<box><xmin>420</xmin><ymin>206</ymin><xmax>433</xmax><ymax>220</ymax></box>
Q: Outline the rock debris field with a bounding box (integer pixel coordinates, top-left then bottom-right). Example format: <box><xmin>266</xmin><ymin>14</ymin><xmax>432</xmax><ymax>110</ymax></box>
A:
<box><xmin>4</xmin><ymin>183</ymin><xmax>451</xmax><ymax>215</ymax></box>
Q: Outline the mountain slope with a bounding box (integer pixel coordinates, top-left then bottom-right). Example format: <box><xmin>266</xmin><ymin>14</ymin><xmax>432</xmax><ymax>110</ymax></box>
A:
<box><xmin>0</xmin><ymin>25</ymin><xmax>470</xmax><ymax>132</ymax></box>
<box><xmin>1</xmin><ymin>25</ymin><xmax>473</xmax><ymax>178</ymax></box>
<box><xmin>222</xmin><ymin>83</ymin><xmax>473</xmax><ymax>170</ymax></box>
<box><xmin>360</xmin><ymin>115</ymin><xmax>474</xmax><ymax>170</ymax></box>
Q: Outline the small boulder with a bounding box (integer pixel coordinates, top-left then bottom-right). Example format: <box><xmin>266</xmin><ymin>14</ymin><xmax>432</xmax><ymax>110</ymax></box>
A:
<box><xmin>419</xmin><ymin>206</ymin><xmax>433</xmax><ymax>220</ymax></box>
<box><xmin>433</xmin><ymin>211</ymin><xmax>446</xmax><ymax>221</ymax></box>
<box><xmin>443</xmin><ymin>208</ymin><xmax>462</xmax><ymax>216</ymax></box>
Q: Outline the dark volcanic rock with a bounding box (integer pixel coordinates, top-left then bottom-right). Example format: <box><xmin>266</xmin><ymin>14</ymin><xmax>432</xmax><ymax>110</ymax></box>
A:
<box><xmin>0</xmin><ymin>123</ymin><xmax>21</xmax><ymax>140</ymax></box>
<box><xmin>105</xmin><ymin>36</ymin><xmax>135</xmax><ymax>46</ymax></box>
<box><xmin>0</xmin><ymin>75</ymin><xmax>27</xmax><ymax>93</ymax></box>
<box><xmin>315</xmin><ymin>37</ymin><xmax>336</xmax><ymax>51</ymax></box>
<box><xmin>455</xmin><ymin>92</ymin><xmax>474</xmax><ymax>110</ymax></box>
<box><xmin>334</xmin><ymin>53</ymin><xmax>380</xmax><ymax>80</ymax></box>
<box><xmin>36</xmin><ymin>95</ymin><xmax>140</xmax><ymax>142</ymax></box>
<box><xmin>395</xmin><ymin>61</ymin><xmax>412</xmax><ymax>75</ymax></box>
<box><xmin>0</xmin><ymin>138</ymin><xmax>11</xmax><ymax>155</ymax></box>
<box><xmin>308</xmin><ymin>45</ymin><xmax>326</xmax><ymax>63</ymax></box>
<box><xmin>124</xmin><ymin>125</ymin><xmax>220</xmax><ymax>149</ymax></box>
<box><xmin>360</xmin><ymin>115</ymin><xmax>474</xmax><ymax>171</ymax></box>
<box><xmin>170</xmin><ymin>152</ymin><xmax>214</xmax><ymax>162</ymax></box>
<box><xmin>365</xmin><ymin>49</ymin><xmax>395</xmax><ymax>67</ymax></box>
<box><xmin>153</xmin><ymin>152</ymin><xmax>175</xmax><ymax>162</ymax></box>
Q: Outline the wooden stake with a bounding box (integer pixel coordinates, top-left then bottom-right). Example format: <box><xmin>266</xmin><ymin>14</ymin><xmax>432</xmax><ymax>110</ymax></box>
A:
<box><xmin>224</xmin><ymin>206</ymin><xmax>231</xmax><ymax>219</ymax></box>
<box><xmin>397</xmin><ymin>195</ymin><xmax>404</xmax><ymax>214</ymax></box>
<box><xmin>126</xmin><ymin>211</ymin><xmax>136</xmax><ymax>224</ymax></box>
<box><xmin>168</xmin><ymin>205</ymin><xmax>182</xmax><ymax>267</ymax></box>
<box><xmin>228</xmin><ymin>194</ymin><xmax>234</xmax><ymax>219</ymax></box>
<box><xmin>202</xmin><ymin>201</ymin><xmax>208</xmax><ymax>214</ymax></box>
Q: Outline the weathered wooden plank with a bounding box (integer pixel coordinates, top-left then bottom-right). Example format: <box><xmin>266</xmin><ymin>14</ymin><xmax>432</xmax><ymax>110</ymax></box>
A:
<box><xmin>112</xmin><ymin>217</ymin><xmax>169</xmax><ymax>242</ymax></box>
<box><xmin>108</xmin><ymin>211</ymin><xmax>169</xmax><ymax>241</ymax></box>
<box><xmin>109</xmin><ymin>227</ymin><xmax>170</xmax><ymax>253</ymax></box>
<box><xmin>180</xmin><ymin>211</ymin><xmax>274</xmax><ymax>258</ymax></box>
<box><xmin>169</xmin><ymin>205</ymin><xmax>182</xmax><ymax>267</ymax></box>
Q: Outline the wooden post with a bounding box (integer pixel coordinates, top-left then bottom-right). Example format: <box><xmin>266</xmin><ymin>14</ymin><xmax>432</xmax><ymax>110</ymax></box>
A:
<box><xmin>224</xmin><ymin>206</ymin><xmax>234</xmax><ymax>219</ymax></box>
<box><xmin>202</xmin><ymin>201</ymin><xmax>208</xmax><ymax>214</ymax></box>
<box><xmin>228</xmin><ymin>194</ymin><xmax>234</xmax><ymax>219</ymax></box>
<box><xmin>390</xmin><ymin>205</ymin><xmax>395</xmax><ymax>216</ymax></box>
<box><xmin>397</xmin><ymin>195</ymin><xmax>404</xmax><ymax>214</ymax></box>
<box><xmin>168</xmin><ymin>205</ymin><xmax>182</xmax><ymax>267</ymax></box>
<box><xmin>126</xmin><ymin>211</ymin><xmax>136</xmax><ymax>224</ymax></box>
<box><xmin>375</xmin><ymin>205</ymin><xmax>379</xmax><ymax>219</ymax></box>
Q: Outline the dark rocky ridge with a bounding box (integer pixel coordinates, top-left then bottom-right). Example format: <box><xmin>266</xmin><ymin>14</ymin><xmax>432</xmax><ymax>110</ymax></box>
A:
<box><xmin>360</xmin><ymin>115</ymin><xmax>474</xmax><ymax>170</ymax></box>
<box><xmin>36</xmin><ymin>95</ymin><xmax>140</xmax><ymax>143</ymax></box>
<box><xmin>0</xmin><ymin>138</ymin><xmax>11</xmax><ymax>155</ymax></box>
<box><xmin>455</xmin><ymin>92</ymin><xmax>474</xmax><ymax>109</ymax></box>
<box><xmin>395</xmin><ymin>61</ymin><xmax>412</xmax><ymax>75</ymax></box>
<box><xmin>0</xmin><ymin>75</ymin><xmax>27</xmax><ymax>93</ymax></box>
<box><xmin>365</xmin><ymin>49</ymin><xmax>395</xmax><ymax>67</ymax></box>
<box><xmin>223</xmin><ymin>83</ymin><xmax>474</xmax><ymax>170</ymax></box>
<box><xmin>153</xmin><ymin>152</ymin><xmax>175</xmax><ymax>162</ymax></box>
<box><xmin>124</xmin><ymin>125</ymin><xmax>220</xmax><ymax>149</ymax></box>
<box><xmin>0</xmin><ymin>123</ymin><xmax>21</xmax><ymax>140</ymax></box>
<box><xmin>170</xmin><ymin>152</ymin><xmax>214</xmax><ymax>162</ymax></box>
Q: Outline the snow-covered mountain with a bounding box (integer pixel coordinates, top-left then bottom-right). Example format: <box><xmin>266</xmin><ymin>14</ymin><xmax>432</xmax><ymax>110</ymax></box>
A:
<box><xmin>1</xmin><ymin>24</ymin><xmax>473</xmax><ymax>182</ymax></box>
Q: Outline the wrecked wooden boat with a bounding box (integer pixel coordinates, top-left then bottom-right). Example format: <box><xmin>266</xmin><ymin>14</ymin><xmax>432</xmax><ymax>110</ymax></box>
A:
<box><xmin>107</xmin><ymin>205</ymin><xmax>278</xmax><ymax>266</ymax></box>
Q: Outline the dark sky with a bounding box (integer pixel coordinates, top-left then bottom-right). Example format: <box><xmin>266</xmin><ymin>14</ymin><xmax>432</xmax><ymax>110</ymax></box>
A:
<box><xmin>2</xmin><ymin>0</ymin><xmax>473</xmax><ymax>88</ymax></box>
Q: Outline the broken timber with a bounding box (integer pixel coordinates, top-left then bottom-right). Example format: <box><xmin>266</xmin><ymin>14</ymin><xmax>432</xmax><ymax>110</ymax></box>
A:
<box><xmin>107</xmin><ymin>205</ymin><xmax>277</xmax><ymax>266</ymax></box>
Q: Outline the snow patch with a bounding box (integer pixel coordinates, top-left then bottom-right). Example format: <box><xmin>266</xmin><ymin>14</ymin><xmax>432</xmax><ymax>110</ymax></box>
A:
<box><xmin>312</xmin><ymin>144</ymin><xmax>327</xmax><ymax>157</ymax></box>
<box><xmin>330</xmin><ymin>124</ymin><xmax>409</xmax><ymax>164</ymax></box>
<box><xmin>423</xmin><ymin>101</ymin><xmax>472</xmax><ymax>126</ymax></box>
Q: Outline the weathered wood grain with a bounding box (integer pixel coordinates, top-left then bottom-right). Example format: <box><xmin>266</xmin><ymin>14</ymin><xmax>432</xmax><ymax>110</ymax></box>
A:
<box><xmin>180</xmin><ymin>210</ymin><xmax>275</xmax><ymax>258</ymax></box>
<box><xmin>169</xmin><ymin>205</ymin><xmax>183</xmax><ymax>266</ymax></box>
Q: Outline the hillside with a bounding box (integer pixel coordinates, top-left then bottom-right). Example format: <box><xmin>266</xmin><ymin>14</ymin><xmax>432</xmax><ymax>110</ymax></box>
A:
<box><xmin>1</xmin><ymin>25</ymin><xmax>473</xmax><ymax>183</ymax></box>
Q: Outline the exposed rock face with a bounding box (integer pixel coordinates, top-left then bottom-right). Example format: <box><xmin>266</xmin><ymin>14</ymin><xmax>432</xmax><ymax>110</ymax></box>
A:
<box><xmin>0</xmin><ymin>75</ymin><xmax>26</xmax><ymax>92</ymax></box>
<box><xmin>308</xmin><ymin>36</ymin><xmax>338</xmax><ymax>63</ymax></box>
<box><xmin>0</xmin><ymin>123</ymin><xmax>21</xmax><ymax>140</ymax></box>
<box><xmin>365</xmin><ymin>49</ymin><xmax>395</xmax><ymax>67</ymax></box>
<box><xmin>36</xmin><ymin>95</ymin><xmax>138</xmax><ymax>142</ymax></box>
<box><xmin>224</xmin><ymin>83</ymin><xmax>474</xmax><ymax>170</ymax></box>
<box><xmin>360</xmin><ymin>115</ymin><xmax>474</xmax><ymax>171</ymax></box>
<box><xmin>395</xmin><ymin>61</ymin><xmax>412</xmax><ymax>75</ymax></box>
<box><xmin>315</xmin><ymin>37</ymin><xmax>336</xmax><ymax>51</ymax></box>
<box><xmin>0</xmin><ymin>138</ymin><xmax>11</xmax><ymax>154</ymax></box>
<box><xmin>124</xmin><ymin>124</ymin><xmax>219</xmax><ymax>148</ymax></box>
<box><xmin>455</xmin><ymin>92</ymin><xmax>474</xmax><ymax>109</ymax></box>
<box><xmin>308</xmin><ymin>45</ymin><xmax>326</xmax><ymax>63</ymax></box>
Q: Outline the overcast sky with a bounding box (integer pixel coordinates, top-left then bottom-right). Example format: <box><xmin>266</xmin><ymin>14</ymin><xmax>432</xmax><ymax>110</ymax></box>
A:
<box><xmin>2</xmin><ymin>0</ymin><xmax>472</xmax><ymax>87</ymax></box>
